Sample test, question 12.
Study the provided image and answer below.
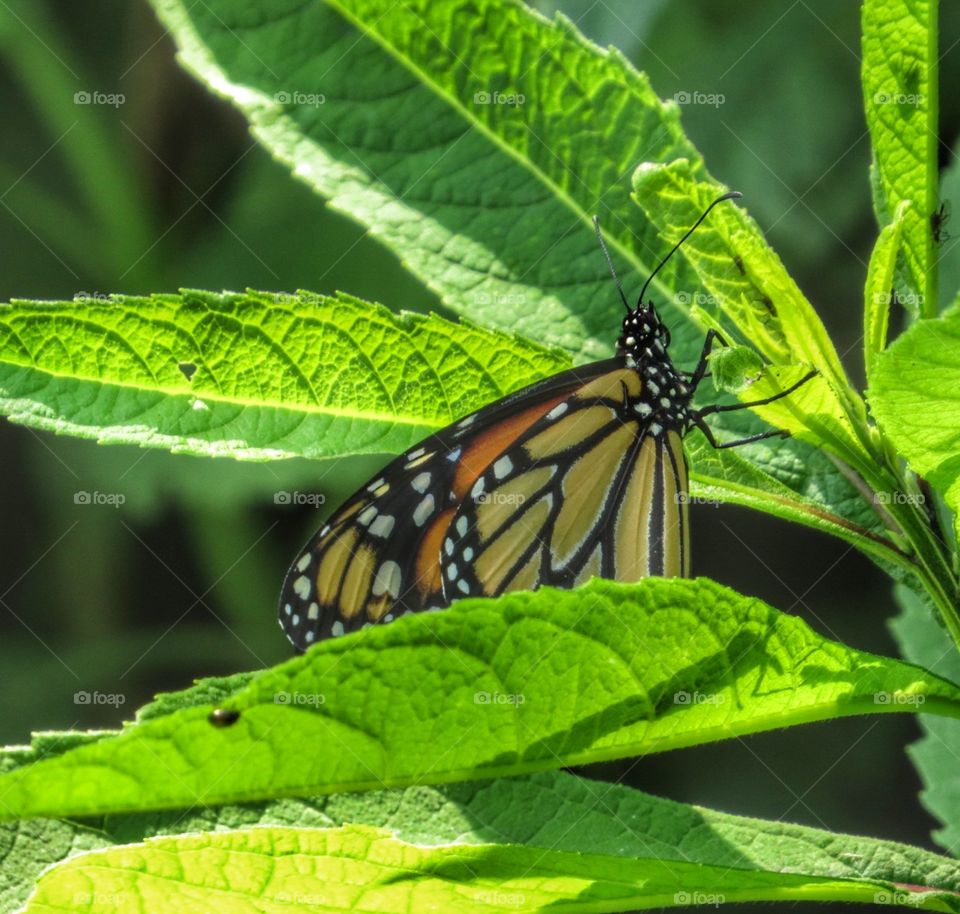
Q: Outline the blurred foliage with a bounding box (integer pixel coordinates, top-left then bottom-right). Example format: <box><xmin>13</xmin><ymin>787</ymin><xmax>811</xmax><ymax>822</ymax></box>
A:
<box><xmin>0</xmin><ymin>0</ymin><xmax>959</xmax><ymax>867</ymax></box>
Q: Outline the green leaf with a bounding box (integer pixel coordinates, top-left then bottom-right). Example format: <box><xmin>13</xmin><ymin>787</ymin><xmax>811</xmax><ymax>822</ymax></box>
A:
<box><xmin>1</xmin><ymin>578</ymin><xmax>959</xmax><ymax>821</ymax></box>
<box><xmin>146</xmin><ymin>0</ymin><xmax>708</xmax><ymax>362</ymax></box>
<box><xmin>8</xmin><ymin>765</ymin><xmax>960</xmax><ymax>913</ymax></box>
<box><xmin>890</xmin><ymin>584</ymin><xmax>960</xmax><ymax>855</ymax></box>
<box><xmin>865</xmin><ymin>200</ymin><xmax>911</xmax><ymax>377</ymax></box>
<box><xmin>869</xmin><ymin>306</ymin><xmax>960</xmax><ymax>540</ymax></box>
<box><xmin>684</xmin><ymin>433</ymin><xmax>909</xmax><ymax>573</ymax></box>
<box><xmin>862</xmin><ymin>0</ymin><xmax>939</xmax><ymax>314</ymax></box>
<box><xmin>0</xmin><ymin>292</ymin><xmax>569</xmax><ymax>460</ymax></box>
<box><xmin>707</xmin><ymin>344</ymin><xmax>764</xmax><ymax>393</ymax></box>
<box><xmin>22</xmin><ymin>821</ymin><xmax>960</xmax><ymax>914</ymax></box>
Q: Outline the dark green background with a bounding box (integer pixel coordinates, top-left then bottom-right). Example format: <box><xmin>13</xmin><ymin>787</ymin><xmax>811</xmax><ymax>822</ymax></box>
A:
<box><xmin>0</xmin><ymin>0</ymin><xmax>958</xmax><ymax>889</ymax></box>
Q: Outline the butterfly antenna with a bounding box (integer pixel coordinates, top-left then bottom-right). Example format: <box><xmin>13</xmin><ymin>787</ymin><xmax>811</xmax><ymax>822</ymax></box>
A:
<box><xmin>636</xmin><ymin>190</ymin><xmax>742</xmax><ymax>308</ymax></box>
<box><xmin>592</xmin><ymin>215</ymin><xmax>631</xmax><ymax>312</ymax></box>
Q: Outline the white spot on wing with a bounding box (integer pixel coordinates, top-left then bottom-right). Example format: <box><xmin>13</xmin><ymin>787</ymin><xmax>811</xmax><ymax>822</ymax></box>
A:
<box><xmin>456</xmin><ymin>516</ymin><xmax>468</xmax><ymax>536</ymax></box>
<box><xmin>331</xmin><ymin>620</ymin><xmax>345</xmax><ymax>638</ymax></box>
<box><xmin>411</xmin><ymin>471</ymin><xmax>431</xmax><ymax>494</ymax></box>
<box><xmin>463</xmin><ymin>546</ymin><xmax>474</xmax><ymax>561</ymax></box>
<box><xmin>293</xmin><ymin>575</ymin><xmax>311</xmax><ymax>600</ymax></box>
<box><xmin>457</xmin><ymin>579</ymin><xmax>470</xmax><ymax>594</ymax></box>
<box><xmin>547</xmin><ymin>402</ymin><xmax>569</xmax><ymax>420</ymax></box>
<box><xmin>369</xmin><ymin>514</ymin><xmax>396</xmax><ymax>538</ymax></box>
<box><xmin>493</xmin><ymin>456</ymin><xmax>513</xmax><ymax>479</ymax></box>
<box><xmin>372</xmin><ymin>560</ymin><xmax>402</xmax><ymax>599</ymax></box>
<box><xmin>446</xmin><ymin>562</ymin><xmax>458</xmax><ymax>580</ymax></box>
<box><xmin>413</xmin><ymin>494</ymin><xmax>435</xmax><ymax>527</ymax></box>
<box><xmin>307</xmin><ymin>602</ymin><xmax>320</xmax><ymax>620</ymax></box>
<box><xmin>358</xmin><ymin>505</ymin><xmax>377</xmax><ymax>526</ymax></box>
<box><xmin>296</xmin><ymin>554</ymin><xmax>312</xmax><ymax>572</ymax></box>
<box><xmin>366</xmin><ymin>477</ymin><xmax>385</xmax><ymax>493</ymax></box>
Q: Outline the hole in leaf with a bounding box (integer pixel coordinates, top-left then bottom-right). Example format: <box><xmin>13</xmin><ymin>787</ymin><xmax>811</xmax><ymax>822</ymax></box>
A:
<box><xmin>178</xmin><ymin>361</ymin><xmax>197</xmax><ymax>382</ymax></box>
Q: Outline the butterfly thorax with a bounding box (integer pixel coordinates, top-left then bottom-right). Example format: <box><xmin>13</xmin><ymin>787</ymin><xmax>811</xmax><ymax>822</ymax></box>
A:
<box><xmin>617</xmin><ymin>304</ymin><xmax>692</xmax><ymax>436</ymax></box>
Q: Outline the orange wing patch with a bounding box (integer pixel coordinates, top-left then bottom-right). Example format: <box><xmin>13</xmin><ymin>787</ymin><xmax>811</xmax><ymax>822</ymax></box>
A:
<box><xmin>415</xmin><ymin>506</ymin><xmax>457</xmax><ymax>599</ymax></box>
<box><xmin>452</xmin><ymin>393</ymin><xmax>569</xmax><ymax>500</ymax></box>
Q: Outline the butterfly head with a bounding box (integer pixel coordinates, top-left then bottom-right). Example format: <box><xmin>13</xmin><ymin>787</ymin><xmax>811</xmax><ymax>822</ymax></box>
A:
<box><xmin>617</xmin><ymin>302</ymin><xmax>671</xmax><ymax>364</ymax></box>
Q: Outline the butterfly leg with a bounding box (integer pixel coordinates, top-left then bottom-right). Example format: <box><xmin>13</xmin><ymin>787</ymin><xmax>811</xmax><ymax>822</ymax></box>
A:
<box><xmin>694</xmin><ymin>415</ymin><xmax>790</xmax><ymax>450</ymax></box>
<box><xmin>696</xmin><ymin>368</ymin><xmax>817</xmax><ymax>416</ymax></box>
<box><xmin>687</xmin><ymin>329</ymin><xmax>728</xmax><ymax>393</ymax></box>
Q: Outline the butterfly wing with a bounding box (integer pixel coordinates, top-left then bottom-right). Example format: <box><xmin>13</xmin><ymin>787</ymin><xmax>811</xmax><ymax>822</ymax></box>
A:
<box><xmin>440</xmin><ymin>367</ymin><xmax>690</xmax><ymax>602</ymax></box>
<box><xmin>278</xmin><ymin>359</ymin><xmax>621</xmax><ymax>649</ymax></box>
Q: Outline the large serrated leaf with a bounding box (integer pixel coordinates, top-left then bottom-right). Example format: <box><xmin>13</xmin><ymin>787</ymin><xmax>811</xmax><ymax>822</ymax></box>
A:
<box><xmin>0</xmin><ymin>578</ymin><xmax>958</xmax><ymax>821</ymax></box>
<box><xmin>7</xmin><ymin>765</ymin><xmax>960</xmax><ymax>914</ymax></box>
<box><xmin>0</xmin><ymin>292</ymin><xmax>570</xmax><ymax>460</ymax></box>
<box><xmin>22</xmin><ymin>822</ymin><xmax>960</xmax><ymax>914</ymax></box>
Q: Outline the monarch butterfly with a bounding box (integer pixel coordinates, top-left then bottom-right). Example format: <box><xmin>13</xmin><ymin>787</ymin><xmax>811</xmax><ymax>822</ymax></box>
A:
<box><xmin>278</xmin><ymin>193</ymin><xmax>814</xmax><ymax>650</ymax></box>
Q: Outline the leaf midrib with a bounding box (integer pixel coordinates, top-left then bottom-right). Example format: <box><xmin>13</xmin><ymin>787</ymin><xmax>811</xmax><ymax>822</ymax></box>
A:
<box><xmin>0</xmin><ymin>359</ymin><xmax>449</xmax><ymax>430</ymax></box>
